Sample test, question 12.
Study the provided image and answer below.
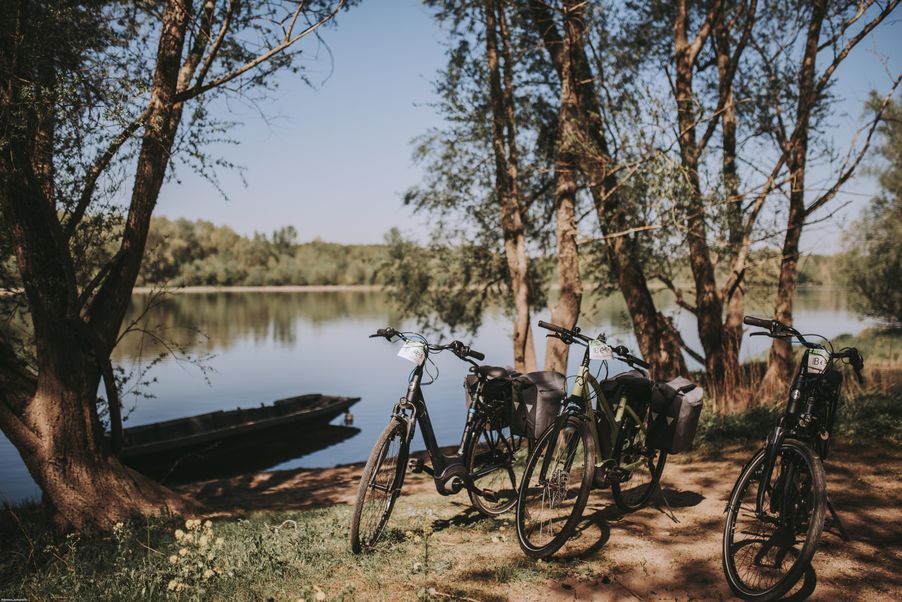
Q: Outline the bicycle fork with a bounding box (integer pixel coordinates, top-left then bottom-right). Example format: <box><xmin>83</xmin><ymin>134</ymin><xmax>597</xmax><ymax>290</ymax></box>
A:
<box><xmin>756</xmin><ymin>424</ymin><xmax>787</xmax><ymax>516</ymax></box>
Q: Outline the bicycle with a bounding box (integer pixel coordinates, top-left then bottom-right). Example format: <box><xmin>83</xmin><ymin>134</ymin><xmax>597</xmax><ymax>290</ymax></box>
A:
<box><xmin>349</xmin><ymin>327</ymin><xmax>526</xmax><ymax>553</ymax></box>
<box><xmin>721</xmin><ymin>316</ymin><xmax>864</xmax><ymax>601</ymax></box>
<box><xmin>515</xmin><ymin>320</ymin><xmax>670</xmax><ymax>558</ymax></box>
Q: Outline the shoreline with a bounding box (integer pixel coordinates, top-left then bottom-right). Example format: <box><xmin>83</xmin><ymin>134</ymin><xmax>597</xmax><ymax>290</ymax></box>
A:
<box><xmin>131</xmin><ymin>284</ymin><xmax>385</xmax><ymax>294</ymax></box>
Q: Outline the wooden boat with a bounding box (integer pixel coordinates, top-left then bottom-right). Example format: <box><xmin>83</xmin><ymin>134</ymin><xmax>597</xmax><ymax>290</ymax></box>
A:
<box><xmin>119</xmin><ymin>394</ymin><xmax>360</xmax><ymax>481</ymax></box>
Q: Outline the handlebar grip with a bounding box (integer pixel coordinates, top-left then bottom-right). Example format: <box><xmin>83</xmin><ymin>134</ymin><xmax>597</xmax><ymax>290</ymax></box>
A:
<box><xmin>538</xmin><ymin>320</ymin><xmax>567</xmax><ymax>334</ymax></box>
<box><xmin>743</xmin><ymin>316</ymin><xmax>772</xmax><ymax>329</ymax></box>
<box><xmin>468</xmin><ymin>349</ymin><xmax>485</xmax><ymax>361</ymax></box>
<box><xmin>627</xmin><ymin>354</ymin><xmax>650</xmax><ymax>369</ymax></box>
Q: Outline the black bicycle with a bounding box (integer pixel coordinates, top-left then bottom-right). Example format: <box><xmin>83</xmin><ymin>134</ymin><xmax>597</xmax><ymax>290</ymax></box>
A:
<box><xmin>515</xmin><ymin>320</ymin><xmax>668</xmax><ymax>558</ymax></box>
<box><xmin>349</xmin><ymin>327</ymin><xmax>526</xmax><ymax>553</ymax></box>
<box><xmin>722</xmin><ymin>316</ymin><xmax>864</xmax><ymax>601</ymax></box>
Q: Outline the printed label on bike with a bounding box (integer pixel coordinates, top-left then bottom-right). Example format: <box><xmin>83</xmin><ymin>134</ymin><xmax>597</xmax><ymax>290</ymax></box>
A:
<box><xmin>397</xmin><ymin>341</ymin><xmax>426</xmax><ymax>365</ymax></box>
<box><xmin>807</xmin><ymin>348</ymin><xmax>829</xmax><ymax>374</ymax></box>
<box><xmin>589</xmin><ymin>339</ymin><xmax>614</xmax><ymax>360</ymax></box>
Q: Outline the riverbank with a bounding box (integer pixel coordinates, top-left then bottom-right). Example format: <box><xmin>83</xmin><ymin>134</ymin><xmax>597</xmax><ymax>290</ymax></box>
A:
<box><xmin>132</xmin><ymin>284</ymin><xmax>386</xmax><ymax>294</ymax></box>
<box><xmin>3</xmin><ymin>438</ymin><xmax>900</xmax><ymax>601</ymax></box>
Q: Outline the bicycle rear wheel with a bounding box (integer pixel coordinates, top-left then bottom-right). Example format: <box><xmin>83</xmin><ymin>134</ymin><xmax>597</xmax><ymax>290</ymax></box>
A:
<box><xmin>611</xmin><ymin>413</ymin><xmax>667</xmax><ymax>512</ymax></box>
<box><xmin>465</xmin><ymin>415</ymin><xmax>524</xmax><ymax>517</ymax></box>
<box><xmin>349</xmin><ymin>418</ymin><xmax>409</xmax><ymax>553</ymax></box>
<box><xmin>722</xmin><ymin>438</ymin><xmax>826</xmax><ymax>601</ymax></box>
<box><xmin>515</xmin><ymin>415</ymin><xmax>595</xmax><ymax>558</ymax></box>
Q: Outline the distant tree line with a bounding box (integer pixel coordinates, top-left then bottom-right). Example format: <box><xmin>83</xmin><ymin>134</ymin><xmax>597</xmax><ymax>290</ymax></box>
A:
<box><xmin>138</xmin><ymin>218</ymin><xmax>387</xmax><ymax>287</ymax></box>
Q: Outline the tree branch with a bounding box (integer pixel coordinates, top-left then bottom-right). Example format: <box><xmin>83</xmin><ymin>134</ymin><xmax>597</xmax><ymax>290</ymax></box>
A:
<box><xmin>174</xmin><ymin>0</ymin><xmax>345</xmax><ymax>103</ymax></box>
<box><xmin>651</xmin><ymin>273</ymin><xmax>698</xmax><ymax>314</ymax></box>
<box><xmin>805</xmin><ymin>72</ymin><xmax>902</xmax><ymax>216</ymax></box>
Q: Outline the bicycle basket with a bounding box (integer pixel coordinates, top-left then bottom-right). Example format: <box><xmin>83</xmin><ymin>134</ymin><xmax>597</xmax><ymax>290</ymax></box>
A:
<box><xmin>647</xmin><ymin>377</ymin><xmax>703</xmax><ymax>454</ymax></box>
<box><xmin>510</xmin><ymin>371</ymin><xmax>567</xmax><ymax>440</ymax></box>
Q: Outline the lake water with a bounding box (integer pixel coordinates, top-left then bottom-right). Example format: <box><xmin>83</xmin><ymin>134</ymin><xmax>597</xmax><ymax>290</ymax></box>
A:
<box><xmin>0</xmin><ymin>288</ymin><xmax>872</xmax><ymax>504</ymax></box>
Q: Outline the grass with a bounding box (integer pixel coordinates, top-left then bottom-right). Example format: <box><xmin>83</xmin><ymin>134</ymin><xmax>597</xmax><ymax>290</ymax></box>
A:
<box><xmin>0</xmin><ymin>496</ymin><xmax>577</xmax><ymax>601</ymax></box>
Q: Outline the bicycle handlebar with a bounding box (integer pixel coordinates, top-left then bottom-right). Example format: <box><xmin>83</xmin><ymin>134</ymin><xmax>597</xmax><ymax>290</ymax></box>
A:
<box><xmin>369</xmin><ymin>328</ymin><xmax>485</xmax><ymax>362</ymax></box>
<box><xmin>743</xmin><ymin>315</ymin><xmax>773</xmax><ymax>329</ymax></box>
<box><xmin>539</xmin><ymin>321</ymin><xmax>649</xmax><ymax>369</ymax></box>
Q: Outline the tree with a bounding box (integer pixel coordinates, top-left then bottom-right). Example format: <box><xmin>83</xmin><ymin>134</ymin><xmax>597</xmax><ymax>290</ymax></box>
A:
<box><xmin>527</xmin><ymin>0</ymin><xmax>688</xmax><ymax>381</ymax></box>
<box><xmin>0</xmin><ymin>0</ymin><xmax>347</xmax><ymax>528</ymax></box>
<box><xmin>843</xmin><ymin>96</ymin><xmax>902</xmax><ymax>325</ymax></box>
<box><xmin>759</xmin><ymin>0</ymin><xmax>900</xmax><ymax>392</ymax></box>
<box><xmin>484</xmin><ymin>0</ymin><xmax>539</xmax><ymax>372</ymax></box>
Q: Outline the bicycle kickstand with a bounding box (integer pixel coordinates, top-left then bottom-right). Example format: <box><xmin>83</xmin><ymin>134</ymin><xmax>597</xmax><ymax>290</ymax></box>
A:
<box><xmin>656</xmin><ymin>478</ymin><xmax>680</xmax><ymax>524</ymax></box>
<box><xmin>826</xmin><ymin>496</ymin><xmax>852</xmax><ymax>542</ymax></box>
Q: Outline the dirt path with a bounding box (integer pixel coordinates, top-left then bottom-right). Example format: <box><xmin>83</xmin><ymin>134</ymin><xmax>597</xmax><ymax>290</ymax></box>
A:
<box><xmin>180</xmin><ymin>443</ymin><xmax>902</xmax><ymax>601</ymax></box>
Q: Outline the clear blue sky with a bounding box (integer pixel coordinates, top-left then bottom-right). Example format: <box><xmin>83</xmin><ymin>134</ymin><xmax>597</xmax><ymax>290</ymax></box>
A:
<box><xmin>155</xmin><ymin>1</ymin><xmax>902</xmax><ymax>250</ymax></box>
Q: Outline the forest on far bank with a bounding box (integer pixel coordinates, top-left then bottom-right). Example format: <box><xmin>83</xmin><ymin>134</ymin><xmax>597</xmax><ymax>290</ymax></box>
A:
<box><xmin>133</xmin><ymin>216</ymin><xmax>846</xmax><ymax>289</ymax></box>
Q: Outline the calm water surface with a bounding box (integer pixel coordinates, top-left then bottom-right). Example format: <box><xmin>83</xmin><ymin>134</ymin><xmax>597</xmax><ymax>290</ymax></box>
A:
<box><xmin>0</xmin><ymin>288</ymin><xmax>872</xmax><ymax>503</ymax></box>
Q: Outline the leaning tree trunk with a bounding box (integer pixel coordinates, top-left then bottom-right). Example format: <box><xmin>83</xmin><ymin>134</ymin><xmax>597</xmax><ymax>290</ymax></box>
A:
<box><xmin>485</xmin><ymin>0</ymin><xmax>537</xmax><ymax>373</ymax></box>
<box><xmin>527</xmin><ymin>0</ymin><xmax>686</xmax><ymax>379</ymax></box>
<box><xmin>673</xmin><ymin>0</ymin><xmax>729</xmax><ymax>400</ymax></box>
<box><xmin>544</xmin><ymin>0</ymin><xmax>584</xmax><ymax>374</ymax></box>
<box><xmin>0</xmin><ymin>0</ymin><xmax>200</xmax><ymax>528</ymax></box>
<box><xmin>761</xmin><ymin>0</ymin><xmax>826</xmax><ymax>396</ymax></box>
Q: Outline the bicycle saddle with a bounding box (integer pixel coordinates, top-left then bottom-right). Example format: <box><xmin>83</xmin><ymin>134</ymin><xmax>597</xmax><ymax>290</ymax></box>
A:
<box><xmin>471</xmin><ymin>365</ymin><xmax>509</xmax><ymax>379</ymax></box>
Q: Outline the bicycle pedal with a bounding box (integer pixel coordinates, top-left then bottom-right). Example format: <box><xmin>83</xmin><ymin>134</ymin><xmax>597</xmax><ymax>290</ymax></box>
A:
<box><xmin>408</xmin><ymin>458</ymin><xmax>424</xmax><ymax>474</ymax></box>
<box><xmin>482</xmin><ymin>488</ymin><xmax>499</xmax><ymax>503</ymax></box>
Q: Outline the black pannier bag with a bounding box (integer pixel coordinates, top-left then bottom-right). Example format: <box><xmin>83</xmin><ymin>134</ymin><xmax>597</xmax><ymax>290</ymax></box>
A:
<box><xmin>604</xmin><ymin>370</ymin><xmax>654</xmax><ymax>415</ymax></box>
<box><xmin>595</xmin><ymin>370</ymin><xmax>655</xmax><ymax>455</ymax></box>
<box><xmin>647</xmin><ymin>377</ymin><xmax>704</xmax><ymax>453</ymax></box>
<box><xmin>463</xmin><ymin>373</ymin><xmax>514</xmax><ymax>408</ymax></box>
<box><xmin>509</xmin><ymin>371</ymin><xmax>567</xmax><ymax>440</ymax></box>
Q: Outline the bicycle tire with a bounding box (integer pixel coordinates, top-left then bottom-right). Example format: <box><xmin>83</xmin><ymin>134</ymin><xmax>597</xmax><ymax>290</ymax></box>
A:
<box><xmin>611</xmin><ymin>412</ymin><xmax>667</xmax><ymax>512</ymax></box>
<box><xmin>349</xmin><ymin>418</ymin><xmax>410</xmax><ymax>553</ymax></box>
<box><xmin>515</xmin><ymin>415</ymin><xmax>595</xmax><ymax>558</ymax></box>
<box><xmin>464</xmin><ymin>414</ymin><xmax>521</xmax><ymax>517</ymax></box>
<box><xmin>722</xmin><ymin>438</ymin><xmax>826</xmax><ymax>601</ymax></box>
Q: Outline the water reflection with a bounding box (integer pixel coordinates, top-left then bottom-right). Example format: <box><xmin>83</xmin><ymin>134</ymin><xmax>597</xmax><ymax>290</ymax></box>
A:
<box><xmin>0</xmin><ymin>288</ymin><xmax>871</xmax><ymax>504</ymax></box>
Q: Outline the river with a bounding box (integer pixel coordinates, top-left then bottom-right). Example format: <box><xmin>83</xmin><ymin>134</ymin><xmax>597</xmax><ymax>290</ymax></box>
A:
<box><xmin>0</xmin><ymin>288</ymin><xmax>872</xmax><ymax>504</ymax></box>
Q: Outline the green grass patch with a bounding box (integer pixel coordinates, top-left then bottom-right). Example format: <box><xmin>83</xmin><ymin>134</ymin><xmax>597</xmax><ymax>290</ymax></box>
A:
<box><xmin>694</xmin><ymin>391</ymin><xmax>902</xmax><ymax>449</ymax></box>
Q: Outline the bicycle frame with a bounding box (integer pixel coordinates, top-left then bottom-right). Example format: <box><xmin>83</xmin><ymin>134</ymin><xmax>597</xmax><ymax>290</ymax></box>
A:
<box><xmin>539</xmin><ymin>343</ymin><xmax>649</xmax><ymax>481</ymax></box>
<box><xmin>754</xmin><ymin>339</ymin><xmax>846</xmax><ymax>516</ymax></box>
<box><xmin>391</xmin><ymin>352</ymin><xmax>514</xmax><ymax>497</ymax></box>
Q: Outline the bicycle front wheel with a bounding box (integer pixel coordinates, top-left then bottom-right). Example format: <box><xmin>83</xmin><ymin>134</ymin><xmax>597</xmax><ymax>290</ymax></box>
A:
<box><xmin>464</xmin><ymin>415</ymin><xmax>524</xmax><ymax>517</ymax></box>
<box><xmin>722</xmin><ymin>438</ymin><xmax>826</xmax><ymax>601</ymax></box>
<box><xmin>349</xmin><ymin>418</ymin><xmax>409</xmax><ymax>553</ymax></box>
<box><xmin>515</xmin><ymin>415</ymin><xmax>595</xmax><ymax>558</ymax></box>
<box><xmin>611</xmin><ymin>412</ymin><xmax>667</xmax><ymax>512</ymax></box>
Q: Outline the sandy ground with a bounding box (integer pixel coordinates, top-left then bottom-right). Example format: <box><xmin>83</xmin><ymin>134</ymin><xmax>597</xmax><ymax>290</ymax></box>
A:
<box><xmin>179</xmin><ymin>443</ymin><xmax>902</xmax><ymax>601</ymax></box>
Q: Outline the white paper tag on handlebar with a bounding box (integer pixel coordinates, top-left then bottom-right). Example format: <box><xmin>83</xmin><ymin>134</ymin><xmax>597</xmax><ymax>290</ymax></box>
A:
<box><xmin>397</xmin><ymin>341</ymin><xmax>426</xmax><ymax>365</ymax></box>
<box><xmin>807</xmin><ymin>348</ymin><xmax>829</xmax><ymax>374</ymax></box>
<box><xmin>589</xmin><ymin>339</ymin><xmax>614</xmax><ymax>360</ymax></box>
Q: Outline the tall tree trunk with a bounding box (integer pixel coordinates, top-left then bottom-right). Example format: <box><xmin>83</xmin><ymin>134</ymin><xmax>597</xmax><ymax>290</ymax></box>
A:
<box><xmin>761</xmin><ymin>0</ymin><xmax>827</xmax><ymax>395</ymax></box>
<box><xmin>545</xmin><ymin>0</ymin><xmax>583</xmax><ymax>373</ymax></box>
<box><xmin>673</xmin><ymin>0</ymin><xmax>728</xmax><ymax>398</ymax></box>
<box><xmin>0</xmin><ymin>0</ymin><xmax>199</xmax><ymax>528</ymax></box>
<box><xmin>485</xmin><ymin>0</ymin><xmax>537</xmax><ymax>373</ymax></box>
<box><xmin>527</xmin><ymin>0</ymin><xmax>686</xmax><ymax>379</ymax></box>
<box><xmin>716</xmin><ymin>10</ymin><xmax>745</xmax><ymax>411</ymax></box>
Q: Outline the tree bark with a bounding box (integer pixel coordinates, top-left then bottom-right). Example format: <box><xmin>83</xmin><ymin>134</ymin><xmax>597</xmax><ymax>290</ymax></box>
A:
<box><xmin>545</xmin><ymin>0</ymin><xmax>584</xmax><ymax>373</ymax></box>
<box><xmin>528</xmin><ymin>0</ymin><xmax>686</xmax><ymax>379</ymax></box>
<box><xmin>762</xmin><ymin>0</ymin><xmax>827</xmax><ymax>394</ymax></box>
<box><xmin>485</xmin><ymin>0</ymin><xmax>537</xmax><ymax>373</ymax></box>
<box><xmin>673</xmin><ymin>0</ymin><xmax>731</xmax><ymax>399</ymax></box>
<box><xmin>0</xmin><ymin>0</ymin><xmax>199</xmax><ymax>529</ymax></box>
<box><xmin>715</xmin><ymin>5</ymin><xmax>750</xmax><ymax>411</ymax></box>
